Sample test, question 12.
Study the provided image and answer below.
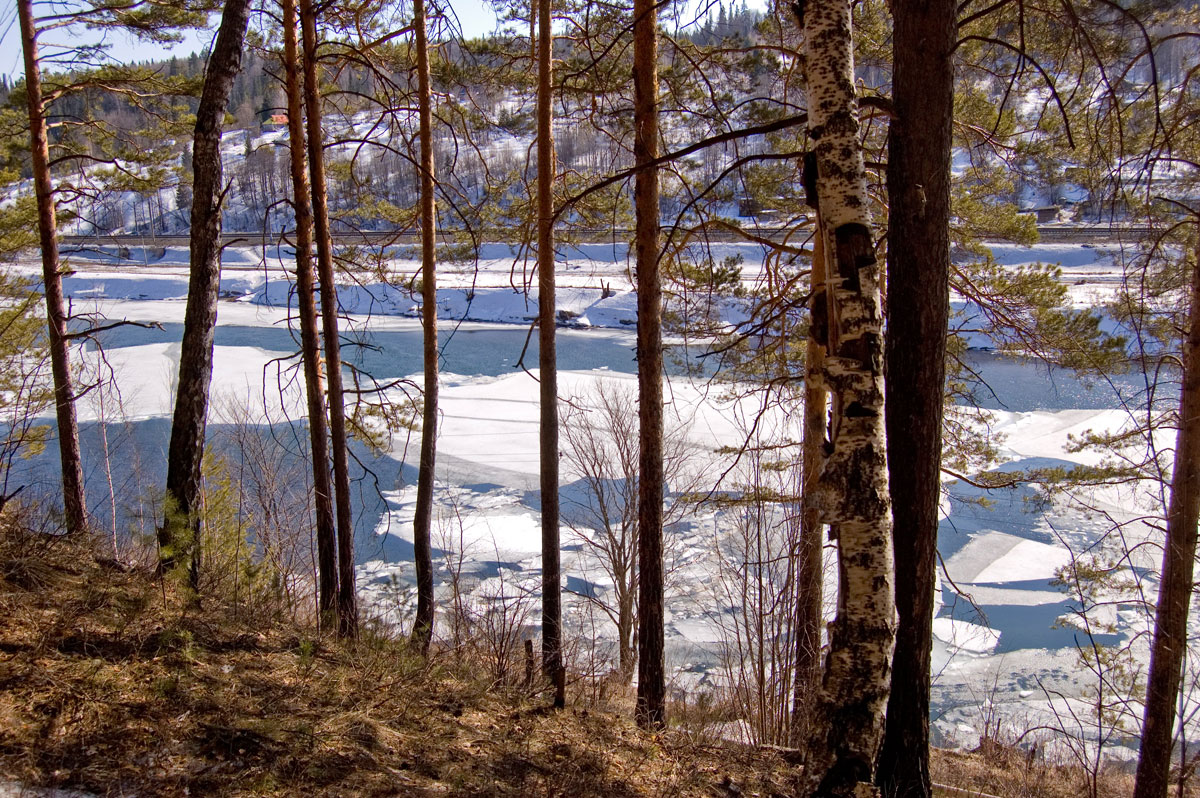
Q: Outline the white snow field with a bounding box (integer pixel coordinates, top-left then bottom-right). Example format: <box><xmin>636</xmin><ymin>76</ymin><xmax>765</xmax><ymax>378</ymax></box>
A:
<box><xmin>11</xmin><ymin>237</ymin><xmax>1182</xmax><ymax>758</ymax></box>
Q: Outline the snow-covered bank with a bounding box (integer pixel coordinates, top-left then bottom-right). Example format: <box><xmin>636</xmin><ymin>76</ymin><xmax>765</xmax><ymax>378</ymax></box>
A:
<box><xmin>44</xmin><ymin>238</ymin><xmax>1128</xmax><ymax>333</ymax></box>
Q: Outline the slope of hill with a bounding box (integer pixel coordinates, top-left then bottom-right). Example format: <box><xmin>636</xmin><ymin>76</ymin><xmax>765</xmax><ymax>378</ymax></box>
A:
<box><xmin>0</xmin><ymin>520</ymin><xmax>796</xmax><ymax>798</ymax></box>
<box><xmin>0</xmin><ymin>517</ymin><xmax>1139</xmax><ymax>798</ymax></box>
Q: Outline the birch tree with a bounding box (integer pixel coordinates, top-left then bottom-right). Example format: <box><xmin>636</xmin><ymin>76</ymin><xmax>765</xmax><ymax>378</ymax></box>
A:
<box><xmin>794</xmin><ymin>0</ymin><xmax>896</xmax><ymax>793</ymax></box>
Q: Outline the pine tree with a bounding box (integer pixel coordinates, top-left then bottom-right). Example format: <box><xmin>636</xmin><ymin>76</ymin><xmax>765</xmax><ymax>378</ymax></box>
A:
<box><xmin>535</xmin><ymin>0</ymin><xmax>564</xmax><ymax>707</ymax></box>
<box><xmin>16</xmin><ymin>0</ymin><xmax>87</xmax><ymax>535</ymax></box>
<box><xmin>875</xmin><ymin>0</ymin><xmax>955</xmax><ymax>793</ymax></box>
<box><xmin>633</xmin><ymin>0</ymin><xmax>667</xmax><ymax>732</ymax></box>
<box><xmin>280</xmin><ymin>0</ymin><xmax>339</xmax><ymax>626</ymax></box>
<box><xmin>792</xmin><ymin>226</ymin><xmax>827</xmax><ymax>746</ymax></box>
<box><xmin>299</xmin><ymin>0</ymin><xmax>358</xmax><ymax>637</ymax></box>
<box><xmin>1134</xmin><ymin>233</ymin><xmax>1200</xmax><ymax>798</ymax></box>
<box><xmin>411</xmin><ymin>0</ymin><xmax>439</xmax><ymax>653</ymax></box>
<box><xmin>161</xmin><ymin>0</ymin><xmax>252</xmax><ymax>584</ymax></box>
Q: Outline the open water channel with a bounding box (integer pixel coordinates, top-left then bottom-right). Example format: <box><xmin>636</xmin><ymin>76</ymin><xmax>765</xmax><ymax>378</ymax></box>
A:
<box><xmin>89</xmin><ymin>322</ymin><xmax>1157</xmax><ymax>412</ymax></box>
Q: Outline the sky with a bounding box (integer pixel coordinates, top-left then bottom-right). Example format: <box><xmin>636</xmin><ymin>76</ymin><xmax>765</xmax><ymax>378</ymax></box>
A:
<box><xmin>0</xmin><ymin>0</ymin><xmax>502</xmax><ymax>80</ymax></box>
<box><xmin>0</xmin><ymin>0</ymin><xmax>764</xmax><ymax>80</ymax></box>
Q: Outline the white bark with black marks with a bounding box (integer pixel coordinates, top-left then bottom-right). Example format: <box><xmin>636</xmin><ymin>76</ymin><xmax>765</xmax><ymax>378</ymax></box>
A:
<box><xmin>796</xmin><ymin>0</ymin><xmax>896</xmax><ymax>794</ymax></box>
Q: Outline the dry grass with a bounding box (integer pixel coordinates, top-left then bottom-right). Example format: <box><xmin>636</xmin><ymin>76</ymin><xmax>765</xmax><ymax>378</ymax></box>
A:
<box><xmin>2</xmin><ymin>516</ymin><xmax>1189</xmax><ymax>798</ymax></box>
<box><xmin>0</xmin><ymin>519</ymin><xmax>796</xmax><ymax>797</ymax></box>
<box><xmin>931</xmin><ymin>746</ymin><xmax>1120</xmax><ymax>798</ymax></box>
<box><xmin>930</xmin><ymin>732</ymin><xmax>1200</xmax><ymax>798</ymax></box>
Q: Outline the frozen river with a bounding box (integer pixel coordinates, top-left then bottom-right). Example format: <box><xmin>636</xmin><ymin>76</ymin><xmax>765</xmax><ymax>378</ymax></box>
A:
<box><xmin>8</xmin><ymin>241</ymin><xmax>1180</xmax><ymax>757</ymax></box>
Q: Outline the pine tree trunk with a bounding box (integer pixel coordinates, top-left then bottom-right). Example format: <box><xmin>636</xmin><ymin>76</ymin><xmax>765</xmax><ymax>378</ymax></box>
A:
<box><xmin>1134</xmin><ymin>235</ymin><xmax>1200</xmax><ymax>798</ymax></box>
<box><xmin>535</xmin><ymin>0</ymin><xmax>564</xmax><ymax>707</ymax></box>
<box><xmin>633</xmin><ymin>0</ymin><xmax>666</xmax><ymax>731</ymax></box>
<box><xmin>161</xmin><ymin>0</ymin><xmax>251</xmax><ymax>585</ymax></box>
<box><xmin>300</xmin><ymin>0</ymin><xmax>358</xmax><ymax>637</ymax></box>
<box><xmin>619</xmin><ymin>592</ymin><xmax>636</xmax><ymax>679</ymax></box>
<box><xmin>282</xmin><ymin>0</ymin><xmax>338</xmax><ymax>626</ymax></box>
<box><xmin>411</xmin><ymin>0</ymin><xmax>438</xmax><ymax>653</ymax></box>
<box><xmin>792</xmin><ymin>227</ymin><xmax>828</xmax><ymax>746</ymax></box>
<box><xmin>795</xmin><ymin>0</ymin><xmax>896</xmax><ymax>793</ymax></box>
<box><xmin>875</xmin><ymin>0</ymin><xmax>954</xmax><ymax>794</ymax></box>
<box><xmin>17</xmin><ymin>0</ymin><xmax>87</xmax><ymax>536</ymax></box>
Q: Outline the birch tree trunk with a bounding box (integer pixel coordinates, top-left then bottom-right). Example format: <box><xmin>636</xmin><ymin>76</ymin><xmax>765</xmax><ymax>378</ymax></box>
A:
<box><xmin>1134</xmin><ymin>233</ymin><xmax>1200</xmax><ymax>798</ymax></box>
<box><xmin>411</xmin><ymin>0</ymin><xmax>438</xmax><ymax>653</ymax></box>
<box><xmin>161</xmin><ymin>0</ymin><xmax>250</xmax><ymax>585</ymax></box>
<box><xmin>875</xmin><ymin>0</ymin><xmax>954</xmax><ymax>794</ymax></box>
<box><xmin>535</xmin><ymin>0</ymin><xmax>564</xmax><ymax>707</ymax></box>
<box><xmin>633</xmin><ymin>0</ymin><xmax>666</xmax><ymax>731</ymax></box>
<box><xmin>300</xmin><ymin>0</ymin><xmax>358</xmax><ymax>637</ymax></box>
<box><xmin>795</xmin><ymin>0</ymin><xmax>896</xmax><ymax>793</ymax></box>
<box><xmin>17</xmin><ymin>0</ymin><xmax>87</xmax><ymax>536</ymax></box>
<box><xmin>282</xmin><ymin>0</ymin><xmax>339</xmax><ymax>626</ymax></box>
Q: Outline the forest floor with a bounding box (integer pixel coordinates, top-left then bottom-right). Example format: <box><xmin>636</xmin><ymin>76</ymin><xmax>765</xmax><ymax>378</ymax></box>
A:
<box><xmin>0</xmin><ymin>517</ymin><xmax>1144</xmax><ymax>798</ymax></box>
